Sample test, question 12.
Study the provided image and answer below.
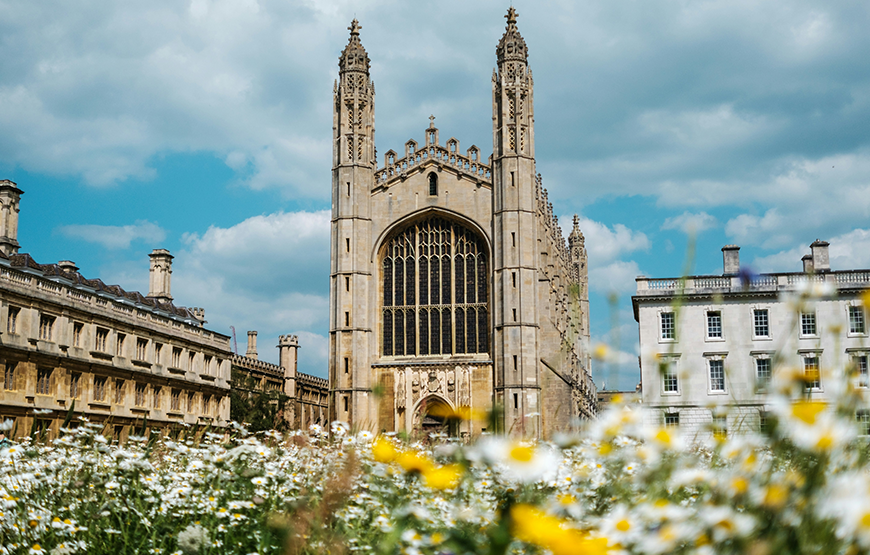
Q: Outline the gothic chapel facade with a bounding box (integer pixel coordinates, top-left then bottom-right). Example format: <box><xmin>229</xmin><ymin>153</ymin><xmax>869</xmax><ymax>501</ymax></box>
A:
<box><xmin>329</xmin><ymin>10</ymin><xmax>597</xmax><ymax>438</ymax></box>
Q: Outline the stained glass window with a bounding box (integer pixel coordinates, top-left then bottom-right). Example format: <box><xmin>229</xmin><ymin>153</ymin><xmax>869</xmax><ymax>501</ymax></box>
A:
<box><xmin>382</xmin><ymin>217</ymin><xmax>489</xmax><ymax>356</ymax></box>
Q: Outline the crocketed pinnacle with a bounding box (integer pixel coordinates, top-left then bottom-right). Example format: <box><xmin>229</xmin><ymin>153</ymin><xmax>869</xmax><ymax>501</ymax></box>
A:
<box><xmin>569</xmin><ymin>214</ymin><xmax>585</xmax><ymax>244</ymax></box>
<box><xmin>339</xmin><ymin>18</ymin><xmax>370</xmax><ymax>73</ymax></box>
<box><xmin>496</xmin><ymin>7</ymin><xmax>528</xmax><ymax>65</ymax></box>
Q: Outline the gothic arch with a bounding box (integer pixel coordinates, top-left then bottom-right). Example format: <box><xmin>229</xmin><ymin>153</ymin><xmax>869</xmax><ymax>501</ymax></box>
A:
<box><xmin>377</xmin><ymin>210</ymin><xmax>491</xmax><ymax>358</ymax></box>
<box><xmin>370</xmin><ymin>207</ymin><xmax>492</xmax><ymax>263</ymax></box>
<box><xmin>413</xmin><ymin>394</ymin><xmax>458</xmax><ymax>436</ymax></box>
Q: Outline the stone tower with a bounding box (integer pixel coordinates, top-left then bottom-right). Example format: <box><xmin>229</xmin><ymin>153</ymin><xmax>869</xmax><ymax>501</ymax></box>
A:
<box><xmin>491</xmin><ymin>8</ymin><xmax>542</xmax><ymax>436</ymax></box>
<box><xmin>328</xmin><ymin>19</ymin><xmax>377</xmax><ymax>428</ymax></box>
<box><xmin>0</xmin><ymin>180</ymin><xmax>23</xmax><ymax>257</ymax></box>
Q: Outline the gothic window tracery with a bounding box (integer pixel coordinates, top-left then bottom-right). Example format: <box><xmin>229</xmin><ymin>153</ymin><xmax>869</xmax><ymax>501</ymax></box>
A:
<box><xmin>382</xmin><ymin>217</ymin><xmax>489</xmax><ymax>357</ymax></box>
<box><xmin>428</xmin><ymin>173</ymin><xmax>438</xmax><ymax>196</ymax></box>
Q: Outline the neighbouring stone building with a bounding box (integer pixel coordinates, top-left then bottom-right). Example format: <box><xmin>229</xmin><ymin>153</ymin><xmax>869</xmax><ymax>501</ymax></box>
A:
<box><xmin>232</xmin><ymin>330</ymin><xmax>328</xmax><ymax>429</ymax></box>
<box><xmin>633</xmin><ymin>241</ymin><xmax>870</xmax><ymax>439</ymax></box>
<box><xmin>0</xmin><ymin>180</ymin><xmax>233</xmax><ymax>441</ymax></box>
<box><xmin>328</xmin><ymin>10</ymin><xmax>597</xmax><ymax>439</ymax></box>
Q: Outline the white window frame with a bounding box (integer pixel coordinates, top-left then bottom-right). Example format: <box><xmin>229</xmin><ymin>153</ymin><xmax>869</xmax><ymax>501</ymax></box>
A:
<box><xmin>659</xmin><ymin>310</ymin><xmax>676</xmax><ymax>342</ymax></box>
<box><xmin>659</xmin><ymin>355</ymin><xmax>681</xmax><ymax>396</ymax></box>
<box><xmin>800</xmin><ymin>351</ymin><xmax>823</xmax><ymax>392</ymax></box>
<box><xmin>752</xmin><ymin>307</ymin><xmax>771</xmax><ymax>340</ymax></box>
<box><xmin>706</xmin><ymin>310</ymin><xmax>724</xmax><ymax>341</ymax></box>
<box><xmin>753</xmin><ymin>354</ymin><xmax>773</xmax><ymax>392</ymax></box>
<box><xmin>800</xmin><ymin>311</ymin><xmax>818</xmax><ymax>338</ymax></box>
<box><xmin>705</xmin><ymin>354</ymin><xmax>728</xmax><ymax>394</ymax></box>
<box><xmin>848</xmin><ymin>349</ymin><xmax>869</xmax><ymax>388</ymax></box>
<box><xmin>848</xmin><ymin>304</ymin><xmax>867</xmax><ymax>337</ymax></box>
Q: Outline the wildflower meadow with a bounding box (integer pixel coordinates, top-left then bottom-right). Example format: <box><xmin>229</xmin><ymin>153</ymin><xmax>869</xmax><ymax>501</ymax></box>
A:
<box><xmin>4</xmin><ymin>291</ymin><xmax>870</xmax><ymax>555</ymax></box>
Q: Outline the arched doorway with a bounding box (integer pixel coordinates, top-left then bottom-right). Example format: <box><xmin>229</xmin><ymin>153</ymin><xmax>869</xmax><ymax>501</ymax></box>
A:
<box><xmin>415</xmin><ymin>395</ymin><xmax>457</xmax><ymax>438</ymax></box>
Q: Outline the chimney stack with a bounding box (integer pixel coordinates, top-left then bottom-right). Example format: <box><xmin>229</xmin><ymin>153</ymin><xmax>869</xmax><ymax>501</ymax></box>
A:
<box><xmin>279</xmin><ymin>334</ymin><xmax>300</xmax><ymax>398</ymax></box>
<box><xmin>246</xmin><ymin>331</ymin><xmax>258</xmax><ymax>360</ymax></box>
<box><xmin>147</xmin><ymin>249</ymin><xmax>174</xmax><ymax>302</ymax></box>
<box><xmin>58</xmin><ymin>260</ymin><xmax>79</xmax><ymax>274</ymax></box>
<box><xmin>810</xmin><ymin>240</ymin><xmax>830</xmax><ymax>273</ymax></box>
<box><xmin>722</xmin><ymin>245</ymin><xmax>740</xmax><ymax>275</ymax></box>
<box><xmin>802</xmin><ymin>254</ymin><xmax>814</xmax><ymax>274</ymax></box>
<box><xmin>0</xmin><ymin>180</ymin><xmax>24</xmax><ymax>256</ymax></box>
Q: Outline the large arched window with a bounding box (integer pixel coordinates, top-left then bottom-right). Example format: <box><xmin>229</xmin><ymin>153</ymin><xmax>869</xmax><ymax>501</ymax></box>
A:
<box><xmin>382</xmin><ymin>217</ymin><xmax>488</xmax><ymax>357</ymax></box>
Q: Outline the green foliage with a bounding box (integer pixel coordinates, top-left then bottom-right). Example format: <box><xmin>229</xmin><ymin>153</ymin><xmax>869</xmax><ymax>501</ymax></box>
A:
<box><xmin>230</xmin><ymin>369</ymin><xmax>289</xmax><ymax>433</ymax></box>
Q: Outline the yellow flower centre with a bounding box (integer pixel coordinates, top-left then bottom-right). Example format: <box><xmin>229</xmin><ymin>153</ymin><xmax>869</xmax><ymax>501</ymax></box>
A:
<box><xmin>731</xmin><ymin>477</ymin><xmax>749</xmax><ymax>494</ymax></box>
<box><xmin>654</xmin><ymin>429</ymin><xmax>672</xmax><ymax>445</ymax></box>
<box><xmin>860</xmin><ymin>512</ymin><xmax>870</xmax><ymax>529</ymax></box>
<box><xmin>616</xmin><ymin>519</ymin><xmax>631</xmax><ymax>532</ymax></box>
<box><xmin>792</xmin><ymin>401</ymin><xmax>826</xmax><ymax>425</ymax></box>
<box><xmin>510</xmin><ymin>445</ymin><xmax>534</xmax><ymax>462</ymax></box>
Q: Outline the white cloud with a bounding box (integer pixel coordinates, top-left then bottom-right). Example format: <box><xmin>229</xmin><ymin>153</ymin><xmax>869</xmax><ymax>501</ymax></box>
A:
<box><xmin>589</xmin><ymin>260</ymin><xmax>643</xmax><ymax>295</ymax></box>
<box><xmin>56</xmin><ymin>220</ymin><xmax>166</xmax><ymax>249</ymax></box>
<box><xmin>661</xmin><ymin>211</ymin><xmax>718</xmax><ymax>235</ymax></box>
<box><xmin>560</xmin><ymin>215</ymin><xmax>650</xmax><ymax>265</ymax></box>
<box><xmin>170</xmin><ymin>210</ymin><xmax>331</xmax><ymax>375</ymax></box>
<box><xmin>752</xmin><ymin>227</ymin><xmax>870</xmax><ymax>273</ymax></box>
<box><xmin>724</xmin><ymin>208</ymin><xmax>793</xmax><ymax>249</ymax></box>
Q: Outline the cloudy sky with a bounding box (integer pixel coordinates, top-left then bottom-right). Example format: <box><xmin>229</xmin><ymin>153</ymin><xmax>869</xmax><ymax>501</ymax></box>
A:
<box><xmin>2</xmin><ymin>0</ymin><xmax>868</xmax><ymax>390</ymax></box>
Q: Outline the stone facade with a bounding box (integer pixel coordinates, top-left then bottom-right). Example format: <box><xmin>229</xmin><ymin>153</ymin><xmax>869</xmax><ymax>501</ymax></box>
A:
<box><xmin>328</xmin><ymin>11</ymin><xmax>596</xmax><ymax>439</ymax></box>
<box><xmin>0</xmin><ymin>180</ymin><xmax>232</xmax><ymax>441</ymax></box>
<box><xmin>231</xmin><ymin>331</ymin><xmax>328</xmax><ymax>429</ymax></box>
<box><xmin>633</xmin><ymin>241</ymin><xmax>870</xmax><ymax>440</ymax></box>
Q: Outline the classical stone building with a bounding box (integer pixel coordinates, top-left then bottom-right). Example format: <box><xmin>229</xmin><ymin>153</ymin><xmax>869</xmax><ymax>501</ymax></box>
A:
<box><xmin>328</xmin><ymin>10</ymin><xmax>596</xmax><ymax>439</ymax></box>
<box><xmin>633</xmin><ymin>241</ymin><xmax>870</xmax><ymax>439</ymax></box>
<box><xmin>0</xmin><ymin>180</ymin><xmax>232</xmax><ymax>441</ymax></box>
<box><xmin>232</xmin><ymin>330</ymin><xmax>328</xmax><ymax>429</ymax></box>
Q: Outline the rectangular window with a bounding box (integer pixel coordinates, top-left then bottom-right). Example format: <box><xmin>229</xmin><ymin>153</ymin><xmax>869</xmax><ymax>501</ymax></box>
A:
<box><xmin>664</xmin><ymin>413</ymin><xmax>679</xmax><ymax>427</ymax></box>
<box><xmin>663</xmin><ymin>371</ymin><xmax>679</xmax><ymax>393</ymax></box>
<box><xmin>756</xmin><ymin>358</ymin><xmax>772</xmax><ymax>390</ymax></box>
<box><xmin>135</xmin><ymin>383</ymin><xmax>146</xmax><ymax>407</ymax></box>
<box><xmin>512</xmin><ymin>272</ymin><xmax>516</xmax><ymax>288</ymax></box>
<box><xmin>73</xmin><ymin>322</ymin><xmax>84</xmax><ymax>347</ymax></box>
<box><xmin>203</xmin><ymin>394</ymin><xmax>211</xmax><ymax>415</ymax></box>
<box><xmin>114</xmin><ymin>379</ymin><xmax>125</xmax><ymax>404</ymax></box>
<box><xmin>345</xmin><ymin>312</ymin><xmax>350</xmax><ymax>326</ymax></box>
<box><xmin>712</xmin><ymin>414</ymin><xmax>727</xmax><ymax>440</ymax></box>
<box><xmin>136</xmin><ymin>338</ymin><xmax>148</xmax><ymax>360</ymax></box>
<box><xmin>188</xmin><ymin>352</ymin><xmax>196</xmax><ymax>371</ymax></box>
<box><xmin>116</xmin><ymin>333</ymin><xmax>125</xmax><ymax>356</ymax></box>
<box><xmin>858</xmin><ymin>410</ymin><xmax>870</xmax><ymax>436</ymax></box>
<box><xmin>513</xmin><ymin>308</ymin><xmax>517</xmax><ymax>322</ymax></box>
<box><xmin>511</xmin><ymin>232</ymin><xmax>516</xmax><ymax>247</ymax></box>
<box><xmin>36</xmin><ymin>368</ymin><xmax>52</xmax><ymax>395</ymax></box>
<box><xmin>346</xmin><ymin>238</ymin><xmax>350</xmax><ymax>253</ymax></box>
<box><xmin>39</xmin><ymin>314</ymin><xmax>55</xmax><ymax>341</ymax></box>
<box><xmin>801</xmin><ymin>312</ymin><xmax>817</xmax><ymax>336</ymax></box>
<box><xmin>93</xmin><ymin>376</ymin><xmax>107</xmax><ymax>402</ymax></box>
<box><xmin>850</xmin><ymin>306</ymin><xmax>866</xmax><ymax>335</ymax></box>
<box><xmin>3</xmin><ymin>363</ymin><xmax>15</xmax><ymax>391</ymax></box>
<box><xmin>95</xmin><ymin>328</ymin><xmax>109</xmax><ymax>352</ymax></box>
<box><xmin>343</xmin><ymin>396</ymin><xmax>348</xmax><ymax>412</ymax></box>
<box><xmin>660</xmin><ymin>312</ymin><xmax>675</xmax><ymax>340</ymax></box>
<box><xmin>172</xmin><ymin>347</ymin><xmax>182</xmax><ymax>368</ymax></box>
<box><xmin>753</xmin><ymin>309</ymin><xmax>769</xmax><ymax>338</ymax></box>
<box><xmin>152</xmin><ymin>386</ymin><xmax>161</xmax><ymax>409</ymax></box>
<box><xmin>709</xmin><ymin>359</ymin><xmax>725</xmax><ymax>392</ymax></box>
<box><xmin>346</xmin><ymin>277</ymin><xmax>350</xmax><ymax>292</ymax></box>
<box><xmin>759</xmin><ymin>411</ymin><xmax>771</xmax><ymax>435</ymax></box>
<box><xmin>204</xmin><ymin>354</ymin><xmax>213</xmax><ymax>375</ymax></box>
<box><xmin>707</xmin><ymin>311</ymin><xmax>722</xmax><ymax>338</ymax></box>
<box><xmin>804</xmin><ymin>356</ymin><xmax>821</xmax><ymax>390</ymax></box>
<box><xmin>7</xmin><ymin>306</ymin><xmax>20</xmax><ymax>334</ymax></box>
<box><xmin>854</xmin><ymin>354</ymin><xmax>869</xmax><ymax>387</ymax></box>
<box><xmin>69</xmin><ymin>372</ymin><xmax>81</xmax><ymax>399</ymax></box>
<box><xmin>170</xmin><ymin>388</ymin><xmax>181</xmax><ymax>411</ymax></box>
<box><xmin>154</xmin><ymin>343</ymin><xmax>163</xmax><ymax>364</ymax></box>
<box><xmin>344</xmin><ymin>357</ymin><xmax>349</xmax><ymax>374</ymax></box>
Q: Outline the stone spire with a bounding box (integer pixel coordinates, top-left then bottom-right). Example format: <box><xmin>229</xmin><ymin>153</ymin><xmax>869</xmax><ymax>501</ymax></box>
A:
<box><xmin>569</xmin><ymin>214</ymin><xmax>585</xmax><ymax>245</ymax></box>
<box><xmin>339</xmin><ymin>19</ymin><xmax>370</xmax><ymax>74</ymax></box>
<box><xmin>496</xmin><ymin>7</ymin><xmax>528</xmax><ymax>65</ymax></box>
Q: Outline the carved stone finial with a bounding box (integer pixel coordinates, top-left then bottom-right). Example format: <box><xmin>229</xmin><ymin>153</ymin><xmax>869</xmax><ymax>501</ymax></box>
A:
<box><xmin>348</xmin><ymin>19</ymin><xmax>361</xmax><ymax>37</ymax></box>
<box><xmin>573</xmin><ymin>214</ymin><xmax>580</xmax><ymax>229</ymax></box>
<box><xmin>505</xmin><ymin>7</ymin><xmax>518</xmax><ymax>28</ymax></box>
<box><xmin>429</xmin><ymin>114</ymin><xmax>435</xmax><ymax>128</ymax></box>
